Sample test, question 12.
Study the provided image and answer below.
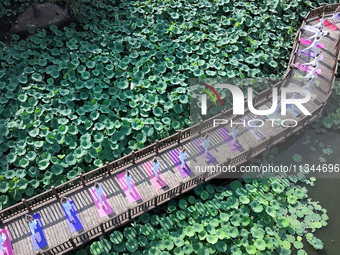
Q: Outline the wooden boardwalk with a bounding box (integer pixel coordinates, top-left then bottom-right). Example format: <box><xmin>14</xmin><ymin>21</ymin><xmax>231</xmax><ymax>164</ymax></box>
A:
<box><xmin>0</xmin><ymin>5</ymin><xmax>339</xmax><ymax>255</ymax></box>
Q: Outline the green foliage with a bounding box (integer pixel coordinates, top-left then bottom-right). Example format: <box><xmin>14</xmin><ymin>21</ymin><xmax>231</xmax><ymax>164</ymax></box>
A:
<box><xmin>73</xmin><ymin>178</ymin><xmax>327</xmax><ymax>255</ymax></box>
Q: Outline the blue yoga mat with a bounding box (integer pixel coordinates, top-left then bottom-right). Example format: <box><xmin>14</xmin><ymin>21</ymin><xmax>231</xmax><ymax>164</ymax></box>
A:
<box><xmin>30</xmin><ymin>213</ymin><xmax>48</xmax><ymax>250</ymax></box>
<box><xmin>62</xmin><ymin>199</ymin><xmax>83</xmax><ymax>233</ymax></box>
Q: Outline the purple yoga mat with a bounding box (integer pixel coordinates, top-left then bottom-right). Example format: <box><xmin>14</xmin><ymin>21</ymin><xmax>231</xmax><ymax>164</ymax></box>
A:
<box><xmin>30</xmin><ymin>213</ymin><xmax>48</xmax><ymax>251</ymax></box>
<box><xmin>295</xmin><ymin>63</ymin><xmax>321</xmax><ymax>74</ymax></box>
<box><xmin>296</xmin><ymin>49</ymin><xmax>324</xmax><ymax>59</ymax></box>
<box><xmin>117</xmin><ymin>172</ymin><xmax>142</xmax><ymax>203</ymax></box>
<box><xmin>217</xmin><ymin>127</ymin><xmax>242</xmax><ymax>152</ymax></box>
<box><xmin>192</xmin><ymin>138</ymin><xmax>217</xmax><ymax>164</ymax></box>
<box><xmin>243</xmin><ymin>118</ymin><xmax>266</xmax><ymax>140</ymax></box>
<box><xmin>300</xmin><ymin>38</ymin><xmax>324</xmax><ymax>48</ymax></box>
<box><xmin>62</xmin><ymin>199</ymin><xmax>83</xmax><ymax>233</ymax></box>
<box><xmin>169</xmin><ymin>149</ymin><xmax>190</xmax><ymax>178</ymax></box>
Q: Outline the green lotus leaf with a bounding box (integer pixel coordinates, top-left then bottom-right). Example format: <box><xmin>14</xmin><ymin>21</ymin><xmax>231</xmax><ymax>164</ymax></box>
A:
<box><xmin>19</xmin><ymin>158</ymin><xmax>29</xmax><ymax>168</ymax></box>
<box><xmin>110</xmin><ymin>231</ymin><xmax>123</xmax><ymax>245</ymax></box>
<box><xmin>5</xmin><ymin>170</ymin><xmax>16</xmax><ymax>179</ymax></box>
<box><xmin>0</xmin><ymin>182</ymin><xmax>9</xmax><ymax>193</ymax></box>
<box><xmin>292</xmin><ymin>153</ymin><xmax>302</xmax><ymax>163</ymax></box>
<box><xmin>6</xmin><ymin>153</ymin><xmax>17</xmax><ymax>163</ymax></box>
<box><xmin>90</xmin><ymin>241</ymin><xmax>103</xmax><ymax>255</ymax></box>
<box><xmin>67</xmin><ymin>169</ymin><xmax>78</xmax><ymax>180</ymax></box>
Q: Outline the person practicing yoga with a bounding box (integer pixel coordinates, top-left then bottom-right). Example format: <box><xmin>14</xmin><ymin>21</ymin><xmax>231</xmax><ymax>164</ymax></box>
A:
<box><xmin>125</xmin><ymin>170</ymin><xmax>133</xmax><ymax>193</ymax></box>
<box><xmin>61</xmin><ymin>197</ymin><xmax>75</xmax><ymax>223</ymax></box>
<box><xmin>152</xmin><ymin>157</ymin><xmax>160</xmax><ymax>181</ymax></box>
<box><xmin>230</xmin><ymin>127</ymin><xmax>239</xmax><ymax>145</ymax></box>
<box><xmin>302</xmin><ymin>76</ymin><xmax>316</xmax><ymax>93</ymax></box>
<box><xmin>26</xmin><ymin>215</ymin><xmax>38</xmax><ymax>242</ymax></box>
<box><xmin>200</xmin><ymin>133</ymin><xmax>210</xmax><ymax>157</ymax></box>
<box><xmin>94</xmin><ymin>182</ymin><xmax>104</xmax><ymax>208</ymax></box>
<box><xmin>178</xmin><ymin>147</ymin><xmax>187</xmax><ymax>169</ymax></box>
<box><xmin>331</xmin><ymin>7</ymin><xmax>340</xmax><ymax>25</ymax></box>
<box><xmin>305</xmin><ymin>50</ymin><xmax>322</xmax><ymax>66</ymax></box>
<box><xmin>0</xmin><ymin>232</ymin><xmax>7</xmax><ymax>254</ymax></box>
<box><xmin>252</xmin><ymin>115</ymin><xmax>262</xmax><ymax>133</ymax></box>
<box><xmin>302</xmin><ymin>36</ymin><xmax>323</xmax><ymax>56</ymax></box>
<box><xmin>307</xmin><ymin>26</ymin><xmax>327</xmax><ymax>41</ymax></box>
<box><xmin>303</xmin><ymin>63</ymin><xmax>319</xmax><ymax>79</ymax></box>
<box><xmin>313</xmin><ymin>14</ymin><xmax>325</xmax><ymax>29</ymax></box>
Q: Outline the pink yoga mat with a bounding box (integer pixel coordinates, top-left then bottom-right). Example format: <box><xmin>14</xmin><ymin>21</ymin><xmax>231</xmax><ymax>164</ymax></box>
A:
<box><xmin>117</xmin><ymin>172</ymin><xmax>142</xmax><ymax>203</ymax></box>
<box><xmin>295</xmin><ymin>63</ymin><xmax>321</xmax><ymax>74</ymax></box>
<box><xmin>0</xmin><ymin>229</ymin><xmax>13</xmax><ymax>255</ymax></box>
<box><xmin>142</xmin><ymin>161</ymin><xmax>167</xmax><ymax>190</ymax></box>
<box><xmin>296</xmin><ymin>49</ymin><xmax>324</xmax><ymax>59</ymax></box>
<box><xmin>89</xmin><ymin>188</ymin><xmax>114</xmax><ymax>217</ymax></box>
<box><xmin>317</xmin><ymin>18</ymin><xmax>338</xmax><ymax>31</ymax></box>
<box><xmin>300</xmin><ymin>38</ymin><xmax>324</xmax><ymax>48</ymax></box>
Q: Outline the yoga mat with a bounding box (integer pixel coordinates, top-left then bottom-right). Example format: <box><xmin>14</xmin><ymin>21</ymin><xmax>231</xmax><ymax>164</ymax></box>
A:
<box><xmin>317</xmin><ymin>18</ymin><xmax>338</xmax><ymax>31</ymax></box>
<box><xmin>0</xmin><ymin>229</ymin><xmax>14</xmax><ymax>255</ymax></box>
<box><xmin>62</xmin><ymin>199</ymin><xmax>83</xmax><ymax>233</ymax></box>
<box><xmin>117</xmin><ymin>172</ymin><xmax>142</xmax><ymax>203</ymax></box>
<box><xmin>169</xmin><ymin>149</ymin><xmax>191</xmax><ymax>178</ymax></box>
<box><xmin>287</xmin><ymin>83</ymin><xmax>317</xmax><ymax>100</ymax></box>
<box><xmin>142</xmin><ymin>161</ymin><xmax>167</xmax><ymax>190</ymax></box>
<box><xmin>192</xmin><ymin>138</ymin><xmax>217</xmax><ymax>164</ymax></box>
<box><xmin>303</xmin><ymin>25</ymin><xmax>319</xmax><ymax>33</ymax></box>
<box><xmin>89</xmin><ymin>188</ymin><xmax>114</xmax><ymax>217</ymax></box>
<box><xmin>296</xmin><ymin>49</ymin><xmax>324</xmax><ymax>59</ymax></box>
<box><xmin>30</xmin><ymin>213</ymin><xmax>48</xmax><ymax>250</ymax></box>
<box><xmin>243</xmin><ymin>118</ymin><xmax>266</xmax><ymax>140</ymax></box>
<box><xmin>300</xmin><ymin>38</ymin><xmax>324</xmax><ymax>48</ymax></box>
<box><xmin>294</xmin><ymin>62</ymin><xmax>322</xmax><ymax>75</ymax></box>
<box><xmin>217</xmin><ymin>127</ymin><xmax>242</xmax><ymax>152</ymax></box>
<box><xmin>258</xmin><ymin>105</ymin><xmax>282</xmax><ymax>126</ymax></box>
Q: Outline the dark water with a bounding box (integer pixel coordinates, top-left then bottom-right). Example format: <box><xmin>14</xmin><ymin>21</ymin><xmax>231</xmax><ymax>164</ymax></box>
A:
<box><xmin>272</xmin><ymin>127</ymin><xmax>340</xmax><ymax>254</ymax></box>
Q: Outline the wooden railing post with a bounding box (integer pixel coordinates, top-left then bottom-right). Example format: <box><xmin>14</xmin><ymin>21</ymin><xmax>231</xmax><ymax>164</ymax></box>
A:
<box><xmin>128</xmin><ymin>207</ymin><xmax>132</xmax><ymax>219</ymax></box>
<box><xmin>177</xmin><ymin>130</ymin><xmax>182</xmax><ymax>144</ymax></box>
<box><xmin>106</xmin><ymin>161</ymin><xmax>111</xmax><ymax>175</ymax></box>
<box><xmin>178</xmin><ymin>181</ymin><xmax>183</xmax><ymax>194</ymax></box>
<box><xmin>154</xmin><ymin>195</ymin><xmax>158</xmax><ymax>207</ymax></box>
<box><xmin>199</xmin><ymin>120</ymin><xmax>204</xmax><ymax>134</ymax></box>
<box><xmin>155</xmin><ymin>140</ymin><xmax>159</xmax><ymax>154</ymax></box>
<box><xmin>100</xmin><ymin>223</ymin><xmax>105</xmax><ymax>233</ymax></box>
<box><xmin>79</xmin><ymin>174</ymin><xmax>86</xmax><ymax>187</ymax></box>
<box><xmin>131</xmin><ymin>151</ymin><xmax>135</xmax><ymax>164</ymax></box>
<box><xmin>22</xmin><ymin>199</ymin><xmax>31</xmax><ymax>212</ymax></box>
<box><xmin>51</xmin><ymin>186</ymin><xmax>59</xmax><ymax>200</ymax></box>
<box><xmin>69</xmin><ymin>237</ymin><xmax>76</xmax><ymax>248</ymax></box>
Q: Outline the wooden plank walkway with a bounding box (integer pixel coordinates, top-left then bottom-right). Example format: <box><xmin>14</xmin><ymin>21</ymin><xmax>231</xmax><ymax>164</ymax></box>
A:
<box><xmin>1</xmin><ymin>7</ymin><xmax>338</xmax><ymax>255</ymax></box>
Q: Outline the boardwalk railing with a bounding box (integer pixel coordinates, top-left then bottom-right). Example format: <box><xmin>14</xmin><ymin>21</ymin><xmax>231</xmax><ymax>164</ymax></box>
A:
<box><xmin>1</xmin><ymin>4</ymin><xmax>338</xmax><ymax>254</ymax></box>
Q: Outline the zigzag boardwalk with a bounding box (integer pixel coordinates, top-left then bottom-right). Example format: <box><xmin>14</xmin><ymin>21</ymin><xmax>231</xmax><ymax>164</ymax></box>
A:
<box><xmin>0</xmin><ymin>4</ymin><xmax>339</xmax><ymax>255</ymax></box>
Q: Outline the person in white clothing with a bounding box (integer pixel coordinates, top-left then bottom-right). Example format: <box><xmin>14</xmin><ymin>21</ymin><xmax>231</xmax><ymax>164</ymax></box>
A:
<box><xmin>303</xmin><ymin>64</ymin><xmax>319</xmax><ymax>79</ymax></box>
<box><xmin>61</xmin><ymin>197</ymin><xmax>75</xmax><ymax>223</ymax></box>
<box><xmin>125</xmin><ymin>170</ymin><xmax>133</xmax><ymax>193</ymax></box>
<box><xmin>289</xmin><ymin>93</ymin><xmax>300</xmax><ymax>113</ymax></box>
<box><xmin>302</xmin><ymin>36</ymin><xmax>323</xmax><ymax>56</ymax></box>
<box><xmin>152</xmin><ymin>157</ymin><xmax>160</xmax><ymax>181</ymax></box>
<box><xmin>313</xmin><ymin>14</ymin><xmax>325</xmax><ymax>29</ymax></box>
<box><xmin>331</xmin><ymin>7</ymin><xmax>340</xmax><ymax>25</ymax></box>
<box><xmin>94</xmin><ymin>183</ymin><xmax>104</xmax><ymax>208</ymax></box>
<box><xmin>230</xmin><ymin>127</ymin><xmax>239</xmax><ymax>145</ymax></box>
<box><xmin>307</xmin><ymin>26</ymin><xmax>327</xmax><ymax>41</ymax></box>
<box><xmin>26</xmin><ymin>215</ymin><xmax>38</xmax><ymax>242</ymax></box>
<box><xmin>302</xmin><ymin>76</ymin><xmax>315</xmax><ymax>93</ymax></box>
<box><xmin>178</xmin><ymin>147</ymin><xmax>187</xmax><ymax>169</ymax></box>
<box><xmin>0</xmin><ymin>232</ymin><xmax>7</xmax><ymax>254</ymax></box>
<box><xmin>305</xmin><ymin>51</ymin><xmax>322</xmax><ymax>66</ymax></box>
<box><xmin>199</xmin><ymin>133</ymin><xmax>210</xmax><ymax>157</ymax></box>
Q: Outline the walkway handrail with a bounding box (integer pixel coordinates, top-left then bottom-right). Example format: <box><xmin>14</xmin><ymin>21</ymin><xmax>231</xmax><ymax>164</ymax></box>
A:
<box><xmin>1</xmin><ymin>4</ymin><xmax>338</xmax><ymax>254</ymax></box>
<box><xmin>0</xmin><ymin>3</ymin><xmax>338</xmax><ymax>224</ymax></box>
